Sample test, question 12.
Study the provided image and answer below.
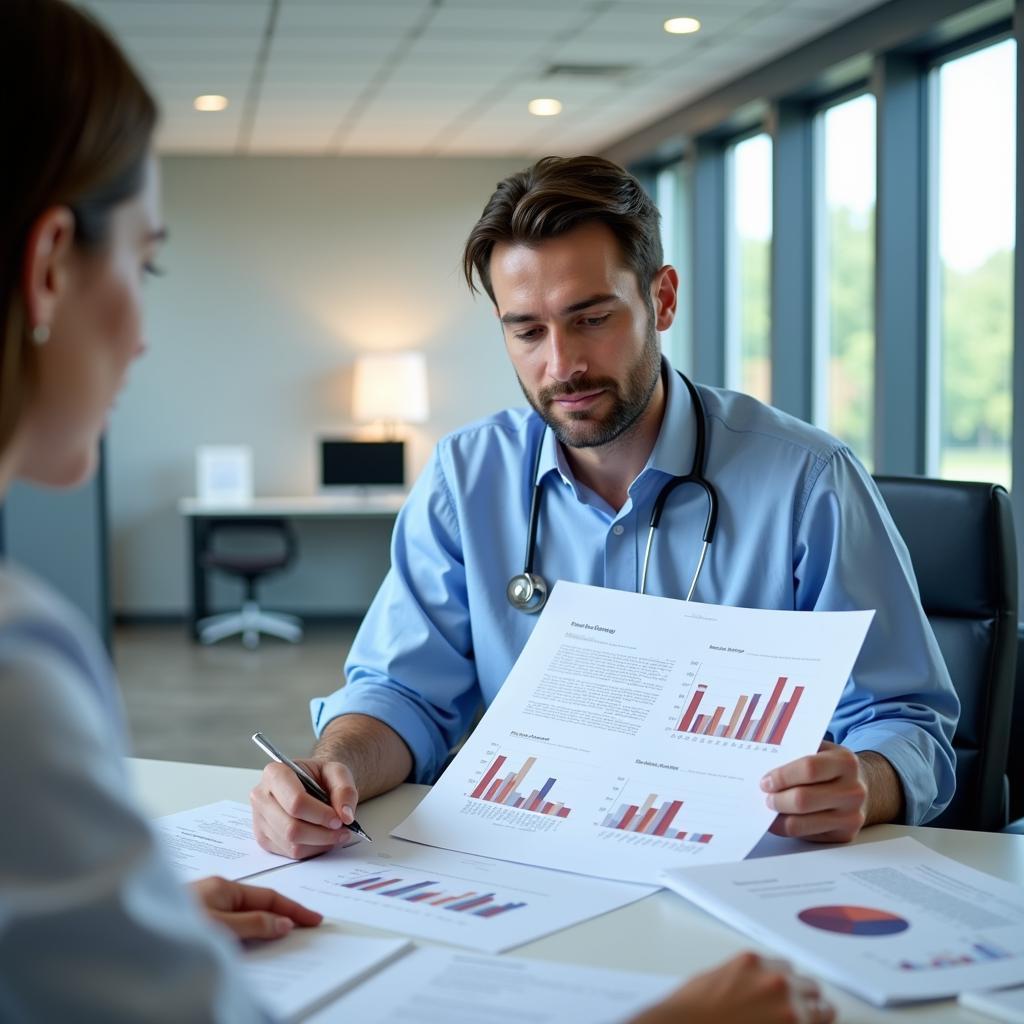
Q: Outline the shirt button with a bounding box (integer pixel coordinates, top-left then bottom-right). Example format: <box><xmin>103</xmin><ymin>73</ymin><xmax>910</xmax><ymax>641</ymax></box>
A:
<box><xmin>612</xmin><ymin>524</ymin><xmax>625</xmax><ymax>536</ymax></box>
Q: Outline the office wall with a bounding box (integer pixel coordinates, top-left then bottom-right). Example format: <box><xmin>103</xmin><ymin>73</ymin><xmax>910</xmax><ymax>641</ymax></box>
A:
<box><xmin>108</xmin><ymin>155</ymin><xmax>526</xmax><ymax>615</ymax></box>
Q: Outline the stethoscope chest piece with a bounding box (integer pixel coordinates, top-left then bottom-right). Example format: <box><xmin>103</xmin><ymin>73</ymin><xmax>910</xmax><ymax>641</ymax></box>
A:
<box><xmin>506</xmin><ymin>572</ymin><xmax>548</xmax><ymax>613</ymax></box>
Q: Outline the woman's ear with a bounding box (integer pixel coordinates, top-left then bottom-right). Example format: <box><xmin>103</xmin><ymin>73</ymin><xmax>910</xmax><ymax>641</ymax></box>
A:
<box><xmin>22</xmin><ymin>206</ymin><xmax>76</xmax><ymax>335</ymax></box>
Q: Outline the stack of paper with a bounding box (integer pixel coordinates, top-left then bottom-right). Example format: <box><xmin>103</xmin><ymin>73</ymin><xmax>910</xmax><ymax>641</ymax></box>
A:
<box><xmin>959</xmin><ymin>986</ymin><xmax>1024</xmax><ymax>1023</ymax></box>
<box><xmin>243</xmin><ymin>930</ymin><xmax>411</xmax><ymax>1023</ymax></box>
<box><xmin>155</xmin><ymin>800</ymin><xmax>292</xmax><ymax>881</ymax></box>
<box><xmin>661</xmin><ymin>837</ymin><xmax>1024</xmax><ymax>1005</ymax></box>
<box><xmin>304</xmin><ymin>947</ymin><xmax>680</xmax><ymax>1024</ymax></box>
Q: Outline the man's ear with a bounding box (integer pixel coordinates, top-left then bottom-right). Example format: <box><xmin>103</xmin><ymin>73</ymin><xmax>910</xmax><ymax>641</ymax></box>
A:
<box><xmin>22</xmin><ymin>206</ymin><xmax>76</xmax><ymax>333</ymax></box>
<box><xmin>651</xmin><ymin>265</ymin><xmax>679</xmax><ymax>333</ymax></box>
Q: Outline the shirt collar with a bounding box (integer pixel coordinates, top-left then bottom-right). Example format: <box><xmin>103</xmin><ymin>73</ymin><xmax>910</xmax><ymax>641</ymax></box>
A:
<box><xmin>645</xmin><ymin>357</ymin><xmax>697</xmax><ymax>480</ymax></box>
<box><xmin>532</xmin><ymin>356</ymin><xmax>697</xmax><ymax>490</ymax></box>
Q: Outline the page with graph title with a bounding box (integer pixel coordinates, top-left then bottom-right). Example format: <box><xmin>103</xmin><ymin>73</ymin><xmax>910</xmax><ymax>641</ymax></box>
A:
<box><xmin>394</xmin><ymin>581</ymin><xmax>873</xmax><ymax>885</ymax></box>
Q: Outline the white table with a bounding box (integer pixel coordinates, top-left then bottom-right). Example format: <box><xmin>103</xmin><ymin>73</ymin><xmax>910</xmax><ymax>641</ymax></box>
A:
<box><xmin>178</xmin><ymin>494</ymin><xmax>404</xmax><ymax>636</ymax></box>
<box><xmin>129</xmin><ymin>757</ymin><xmax>1024</xmax><ymax>1024</ymax></box>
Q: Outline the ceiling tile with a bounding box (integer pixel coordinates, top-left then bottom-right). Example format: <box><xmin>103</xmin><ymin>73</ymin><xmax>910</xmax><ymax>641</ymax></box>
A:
<box><xmin>95</xmin><ymin>0</ymin><xmax>893</xmax><ymax>155</ymax></box>
<box><xmin>86</xmin><ymin>1</ymin><xmax>270</xmax><ymax>33</ymax></box>
<box><xmin>425</xmin><ymin>5</ymin><xmax>588</xmax><ymax>36</ymax></box>
<box><xmin>275</xmin><ymin>1</ymin><xmax>434</xmax><ymax>32</ymax></box>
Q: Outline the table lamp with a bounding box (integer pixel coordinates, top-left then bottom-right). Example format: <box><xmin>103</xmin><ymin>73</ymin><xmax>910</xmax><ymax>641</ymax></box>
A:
<box><xmin>352</xmin><ymin>351</ymin><xmax>429</xmax><ymax>437</ymax></box>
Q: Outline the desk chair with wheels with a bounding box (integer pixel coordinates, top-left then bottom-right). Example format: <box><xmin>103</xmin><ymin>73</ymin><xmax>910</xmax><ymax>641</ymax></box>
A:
<box><xmin>196</xmin><ymin>518</ymin><xmax>303</xmax><ymax>650</ymax></box>
<box><xmin>875</xmin><ymin>477</ymin><xmax>1017</xmax><ymax>831</ymax></box>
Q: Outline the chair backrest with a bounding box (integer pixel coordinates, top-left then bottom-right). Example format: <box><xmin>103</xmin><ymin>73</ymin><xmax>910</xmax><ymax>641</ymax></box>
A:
<box><xmin>1009</xmin><ymin>625</ymin><xmax>1024</xmax><ymax>824</ymax></box>
<box><xmin>874</xmin><ymin>476</ymin><xmax>1017</xmax><ymax>831</ymax></box>
<box><xmin>201</xmin><ymin>517</ymin><xmax>297</xmax><ymax>576</ymax></box>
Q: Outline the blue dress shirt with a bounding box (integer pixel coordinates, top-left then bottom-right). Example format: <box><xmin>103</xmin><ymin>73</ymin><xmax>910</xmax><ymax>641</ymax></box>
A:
<box><xmin>313</xmin><ymin>363</ymin><xmax>959</xmax><ymax>825</ymax></box>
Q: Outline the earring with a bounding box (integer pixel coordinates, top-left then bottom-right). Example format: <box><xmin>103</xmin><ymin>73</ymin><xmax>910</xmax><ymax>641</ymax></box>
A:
<box><xmin>31</xmin><ymin>323</ymin><xmax>50</xmax><ymax>345</ymax></box>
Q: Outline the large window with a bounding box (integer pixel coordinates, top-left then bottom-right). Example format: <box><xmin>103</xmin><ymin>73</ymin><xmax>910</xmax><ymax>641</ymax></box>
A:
<box><xmin>656</xmin><ymin>161</ymin><xmax>691</xmax><ymax>373</ymax></box>
<box><xmin>930</xmin><ymin>39</ymin><xmax>1016</xmax><ymax>488</ymax></box>
<box><xmin>725</xmin><ymin>133</ymin><xmax>772</xmax><ymax>403</ymax></box>
<box><xmin>813</xmin><ymin>94</ymin><xmax>876</xmax><ymax>467</ymax></box>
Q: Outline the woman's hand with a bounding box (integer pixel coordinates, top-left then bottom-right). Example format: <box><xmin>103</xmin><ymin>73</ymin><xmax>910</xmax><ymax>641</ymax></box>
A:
<box><xmin>191</xmin><ymin>876</ymin><xmax>323</xmax><ymax>941</ymax></box>
<box><xmin>629</xmin><ymin>952</ymin><xmax>836</xmax><ymax>1024</ymax></box>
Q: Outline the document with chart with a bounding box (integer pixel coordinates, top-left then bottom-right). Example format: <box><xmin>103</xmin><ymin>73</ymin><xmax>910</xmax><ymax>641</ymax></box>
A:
<box><xmin>661</xmin><ymin>837</ymin><xmax>1024</xmax><ymax>1005</ymax></box>
<box><xmin>394</xmin><ymin>581</ymin><xmax>873</xmax><ymax>885</ymax></box>
<box><xmin>260</xmin><ymin>831</ymin><xmax>653</xmax><ymax>953</ymax></box>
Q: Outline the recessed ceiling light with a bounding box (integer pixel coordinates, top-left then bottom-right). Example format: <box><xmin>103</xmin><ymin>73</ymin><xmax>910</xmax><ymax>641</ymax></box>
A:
<box><xmin>193</xmin><ymin>94</ymin><xmax>229</xmax><ymax>112</ymax></box>
<box><xmin>664</xmin><ymin>16</ymin><xmax>702</xmax><ymax>34</ymax></box>
<box><xmin>528</xmin><ymin>98</ymin><xmax>563</xmax><ymax>117</ymax></box>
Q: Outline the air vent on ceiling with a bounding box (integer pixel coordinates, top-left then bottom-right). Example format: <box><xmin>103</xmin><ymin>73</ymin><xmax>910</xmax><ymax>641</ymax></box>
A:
<box><xmin>544</xmin><ymin>63</ymin><xmax>634</xmax><ymax>79</ymax></box>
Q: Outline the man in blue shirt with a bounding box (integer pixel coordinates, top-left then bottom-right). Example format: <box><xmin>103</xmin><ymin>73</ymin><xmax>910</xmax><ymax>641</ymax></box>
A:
<box><xmin>251</xmin><ymin>156</ymin><xmax>958</xmax><ymax>860</ymax></box>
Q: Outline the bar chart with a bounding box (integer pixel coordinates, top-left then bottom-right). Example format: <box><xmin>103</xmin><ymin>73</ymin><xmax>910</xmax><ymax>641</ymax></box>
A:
<box><xmin>675</xmin><ymin>674</ymin><xmax>805</xmax><ymax>746</ymax></box>
<box><xmin>599</xmin><ymin>790</ymin><xmax>713</xmax><ymax>844</ymax></box>
<box><xmin>469</xmin><ymin>751</ymin><xmax>573</xmax><ymax>818</ymax></box>
<box><xmin>896</xmin><ymin>941</ymin><xmax>1012</xmax><ymax>972</ymax></box>
<box><xmin>342</xmin><ymin>874</ymin><xmax>527</xmax><ymax>918</ymax></box>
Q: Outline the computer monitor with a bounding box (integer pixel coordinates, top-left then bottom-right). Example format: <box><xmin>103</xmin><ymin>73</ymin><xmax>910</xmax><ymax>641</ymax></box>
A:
<box><xmin>319</xmin><ymin>439</ymin><xmax>405</xmax><ymax>491</ymax></box>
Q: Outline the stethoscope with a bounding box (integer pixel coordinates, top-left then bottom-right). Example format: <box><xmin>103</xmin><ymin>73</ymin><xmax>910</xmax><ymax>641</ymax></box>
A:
<box><xmin>506</xmin><ymin>371</ymin><xmax>719</xmax><ymax>614</ymax></box>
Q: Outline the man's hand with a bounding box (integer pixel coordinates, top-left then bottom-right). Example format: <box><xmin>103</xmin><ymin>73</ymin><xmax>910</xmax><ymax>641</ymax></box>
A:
<box><xmin>250</xmin><ymin>758</ymin><xmax>360</xmax><ymax>859</ymax></box>
<box><xmin>629</xmin><ymin>952</ymin><xmax>835</xmax><ymax>1024</ymax></box>
<box><xmin>191</xmin><ymin>876</ymin><xmax>322</xmax><ymax>941</ymax></box>
<box><xmin>761</xmin><ymin>741</ymin><xmax>903</xmax><ymax>842</ymax></box>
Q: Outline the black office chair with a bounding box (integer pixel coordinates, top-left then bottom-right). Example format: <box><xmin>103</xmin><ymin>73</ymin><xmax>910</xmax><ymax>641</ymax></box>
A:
<box><xmin>196</xmin><ymin>518</ymin><xmax>303</xmax><ymax>650</ymax></box>
<box><xmin>874</xmin><ymin>477</ymin><xmax>1017</xmax><ymax>831</ymax></box>
<box><xmin>1003</xmin><ymin>627</ymin><xmax>1024</xmax><ymax>831</ymax></box>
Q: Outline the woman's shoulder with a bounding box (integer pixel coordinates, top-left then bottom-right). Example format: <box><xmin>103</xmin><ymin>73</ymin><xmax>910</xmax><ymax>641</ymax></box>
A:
<box><xmin>0</xmin><ymin>564</ymin><xmax>124</xmax><ymax>741</ymax></box>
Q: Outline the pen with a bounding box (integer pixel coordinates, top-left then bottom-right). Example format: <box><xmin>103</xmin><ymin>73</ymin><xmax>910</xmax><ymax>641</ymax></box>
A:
<box><xmin>251</xmin><ymin>731</ymin><xmax>373</xmax><ymax>843</ymax></box>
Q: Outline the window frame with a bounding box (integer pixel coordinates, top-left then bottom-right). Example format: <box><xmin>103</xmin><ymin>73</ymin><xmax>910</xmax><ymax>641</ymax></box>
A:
<box><xmin>723</xmin><ymin>128</ymin><xmax>774</xmax><ymax>400</ymax></box>
<box><xmin>809</xmin><ymin>87</ymin><xmax>877</xmax><ymax>465</ymax></box>
<box><xmin>609</xmin><ymin>0</ymin><xmax>1023</xmax><ymax>577</ymax></box>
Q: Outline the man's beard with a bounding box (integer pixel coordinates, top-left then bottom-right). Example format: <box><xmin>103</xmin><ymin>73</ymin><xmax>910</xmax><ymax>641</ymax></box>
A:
<box><xmin>517</xmin><ymin>317</ymin><xmax>662</xmax><ymax>451</ymax></box>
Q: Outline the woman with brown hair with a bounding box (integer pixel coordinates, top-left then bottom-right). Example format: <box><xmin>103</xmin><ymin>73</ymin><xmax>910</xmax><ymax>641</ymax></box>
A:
<box><xmin>0</xmin><ymin>1</ymin><xmax>322</xmax><ymax>1020</ymax></box>
<box><xmin>0</xmin><ymin>2</ymin><xmax>833</xmax><ymax>1021</ymax></box>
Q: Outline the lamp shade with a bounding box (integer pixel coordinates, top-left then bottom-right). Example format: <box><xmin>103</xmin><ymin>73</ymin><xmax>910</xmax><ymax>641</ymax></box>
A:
<box><xmin>352</xmin><ymin>351</ymin><xmax>429</xmax><ymax>424</ymax></box>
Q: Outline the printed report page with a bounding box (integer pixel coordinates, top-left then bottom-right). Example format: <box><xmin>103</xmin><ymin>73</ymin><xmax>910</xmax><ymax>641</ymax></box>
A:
<box><xmin>662</xmin><ymin>837</ymin><xmax>1024</xmax><ymax>1005</ymax></box>
<box><xmin>394</xmin><ymin>581</ymin><xmax>873</xmax><ymax>884</ymax></box>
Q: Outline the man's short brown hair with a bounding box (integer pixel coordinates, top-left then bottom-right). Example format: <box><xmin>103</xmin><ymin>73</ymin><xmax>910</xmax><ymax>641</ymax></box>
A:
<box><xmin>463</xmin><ymin>155</ymin><xmax>663</xmax><ymax>303</ymax></box>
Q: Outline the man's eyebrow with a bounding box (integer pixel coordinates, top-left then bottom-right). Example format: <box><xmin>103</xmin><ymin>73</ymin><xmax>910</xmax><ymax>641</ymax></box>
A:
<box><xmin>560</xmin><ymin>293</ymin><xmax>617</xmax><ymax>316</ymax></box>
<box><xmin>147</xmin><ymin>227</ymin><xmax>169</xmax><ymax>243</ymax></box>
<box><xmin>499</xmin><ymin>293</ymin><xmax>618</xmax><ymax>326</ymax></box>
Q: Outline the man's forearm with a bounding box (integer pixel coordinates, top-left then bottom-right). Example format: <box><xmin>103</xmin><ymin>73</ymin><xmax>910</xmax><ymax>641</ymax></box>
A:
<box><xmin>860</xmin><ymin>751</ymin><xmax>906</xmax><ymax>826</ymax></box>
<box><xmin>312</xmin><ymin>713</ymin><xmax>414</xmax><ymax>801</ymax></box>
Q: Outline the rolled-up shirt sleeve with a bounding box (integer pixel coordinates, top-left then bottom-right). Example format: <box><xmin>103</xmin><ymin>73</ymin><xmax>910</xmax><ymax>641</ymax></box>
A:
<box><xmin>311</xmin><ymin>444</ymin><xmax>480</xmax><ymax>784</ymax></box>
<box><xmin>793</xmin><ymin>449</ymin><xmax>959</xmax><ymax>824</ymax></box>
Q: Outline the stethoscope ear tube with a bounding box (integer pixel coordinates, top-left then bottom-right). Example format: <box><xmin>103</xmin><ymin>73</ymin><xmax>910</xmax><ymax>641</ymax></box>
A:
<box><xmin>522</xmin><ymin>422</ymin><xmax>547</xmax><ymax>576</ymax></box>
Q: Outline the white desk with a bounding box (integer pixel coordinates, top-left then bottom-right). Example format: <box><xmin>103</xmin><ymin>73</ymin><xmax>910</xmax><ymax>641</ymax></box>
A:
<box><xmin>178</xmin><ymin>494</ymin><xmax>404</xmax><ymax>636</ymax></box>
<box><xmin>129</xmin><ymin>757</ymin><xmax>1022</xmax><ymax>1024</ymax></box>
<box><xmin>178</xmin><ymin>495</ymin><xmax>407</xmax><ymax>518</ymax></box>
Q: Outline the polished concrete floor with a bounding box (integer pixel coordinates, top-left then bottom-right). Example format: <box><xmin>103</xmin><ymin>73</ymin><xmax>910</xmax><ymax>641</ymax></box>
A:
<box><xmin>114</xmin><ymin>622</ymin><xmax>357</xmax><ymax>769</ymax></box>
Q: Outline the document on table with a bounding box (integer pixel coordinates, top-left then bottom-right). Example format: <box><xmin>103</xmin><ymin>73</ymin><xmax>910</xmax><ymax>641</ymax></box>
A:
<box><xmin>155</xmin><ymin>800</ymin><xmax>292</xmax><ymax>881</ymax></box>
<box><xmin>260</xmin><ymin>831</ymin><xmax>654</xmax><ymax>954</ymax></box>
<box><xmin>394</xmin><ymin>581</ymin><xmax>872</xmax><ymax>884</ymax></box>
<box><xmin>661</xmin><ymin>836</ymin><xmax>1024</xmax><ymax>1005</ymax></box>
<box><xmin>243</xmin><ymin>927</ymin><xmax>410</xmax><ymax>1023</ymax></box>
<box><xmin>959</xmin><ymin>986</ymin><xmax>1024</xmax><ymax>1023</ymax></box>
<box><xmin>304</xmin><ymin>946</ymin><xmax>680</xmax><ymax>1024</ymax></box>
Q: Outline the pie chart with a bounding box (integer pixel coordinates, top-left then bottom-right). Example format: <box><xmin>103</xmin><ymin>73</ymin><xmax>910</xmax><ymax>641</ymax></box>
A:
<box><xmin>797</xmin><ymin>905</ymin><xmax>910</xmax><ymax>936</ymax></box>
